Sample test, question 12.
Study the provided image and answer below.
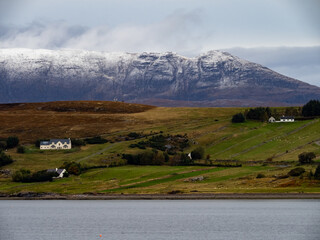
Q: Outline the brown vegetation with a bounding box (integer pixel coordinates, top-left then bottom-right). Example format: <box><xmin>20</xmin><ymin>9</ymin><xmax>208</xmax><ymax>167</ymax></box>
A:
<box><xmin>0</xmin><ymin>101</ymin><xmax>155</xmax><ymax>143</ymax></box>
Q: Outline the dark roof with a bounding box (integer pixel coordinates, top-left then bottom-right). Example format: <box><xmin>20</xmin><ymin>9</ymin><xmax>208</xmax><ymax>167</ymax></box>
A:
<box><xmin>280</xmin><ymin>116</ymin><xmax>294</xmax><ymax>119</ymax></box>
<box><xmin>56</xmin><ymin>169</ymin><xmax>66</xmax><ymax>174</ymax></box>
<box><xmin>41</xmin><ymin>139</ymin><xmax>71</xmax><ymax>145</ymax></box>
<box><xmin>47</xmin><ymin>168</ymin><xmax>66</xmax><ymax>174</ymax></box>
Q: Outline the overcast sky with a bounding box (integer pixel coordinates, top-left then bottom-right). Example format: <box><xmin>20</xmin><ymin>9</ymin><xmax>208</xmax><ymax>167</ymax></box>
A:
<box><xmin>0</xmin><ymin>0</ymin><xmax>319</xmax><ymax>86</ymax></box>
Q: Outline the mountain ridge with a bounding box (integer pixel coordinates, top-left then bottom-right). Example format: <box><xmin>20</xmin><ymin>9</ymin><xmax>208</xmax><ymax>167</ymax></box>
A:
<box><xmin>1</xmin><ymin>48</ymin><xmax>319</xmax><ymax>106</ymax></box>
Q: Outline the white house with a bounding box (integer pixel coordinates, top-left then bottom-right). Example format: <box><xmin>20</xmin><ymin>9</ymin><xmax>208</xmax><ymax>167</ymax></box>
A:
<box><xmin>47</xmin><ymin>168</ymin><xmax>67</xmax><ymax>178</ymax></box>
<box><xmin>280</xmin><ymin>116</ymin><xmax>295</xmax><ymax>122</ymax></box>
<box><xmin>268</xmin><ymin>116</ymin><xmax>276</xmax><ymax>123</ymax></box>
<box><xmin>40</xmin><ymin>139</ymin><xmax>72</xmax><ymax>150</ymax></box>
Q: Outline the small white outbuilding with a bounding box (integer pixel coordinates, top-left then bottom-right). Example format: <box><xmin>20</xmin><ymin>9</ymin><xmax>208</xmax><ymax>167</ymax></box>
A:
<box><xmin>268</xmin><ymin>116</ymin><xmax>276</xmax><ymax>123</ymax></box>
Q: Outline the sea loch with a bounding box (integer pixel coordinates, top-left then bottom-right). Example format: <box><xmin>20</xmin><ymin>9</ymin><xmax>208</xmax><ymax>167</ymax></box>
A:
<box><xmin>0</xmin><ymin>200</ymin><xmax>319</xmax><ymax>240</ymax></box>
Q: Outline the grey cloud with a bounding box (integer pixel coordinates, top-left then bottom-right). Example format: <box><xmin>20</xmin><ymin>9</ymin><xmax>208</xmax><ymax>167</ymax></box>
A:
<box><xmin>0</xmin><ymin>20</ymin><xmax>88</xmax><ymax>49</ymax></box>
<box><xmin>0</xmin><ymin>9</ymin><xmax>206</xmax><ymax>53</ymax></box>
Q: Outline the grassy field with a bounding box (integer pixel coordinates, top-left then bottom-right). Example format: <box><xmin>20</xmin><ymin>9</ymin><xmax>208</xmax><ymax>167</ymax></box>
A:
<box><xmin>0</xmin><ymin>101</ymin><xmax>320</xmax><ymax>194</ymax></box>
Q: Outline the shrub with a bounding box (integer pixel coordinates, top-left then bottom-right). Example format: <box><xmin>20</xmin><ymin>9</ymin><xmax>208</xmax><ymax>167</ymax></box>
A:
<box><xmin>191</xmin><ymin>147</ymin><xmax>205</xmax><ymax>160</ymax></box>
<box><xmin>0</xmin><ymin>152</ymin><xmax>13</xmax><ymax>167</ymax></box>
<box><xmin>232</xmin><ymin>113</ymin><xmax>245</xmax><ymax>123</ymax></box>
<box><xmin>6</xmin><ymin>136</ymin><xmax>19</xmax><ymax>149</ymax></box>
<box><xmin>256</xmin><ymin>173</ymin><xmax>266</xmax><ymax>178</ymax></box>
<box><xmin>17</xmin><ymin>146</ymin><xmax>25</xmax><ymax>154</ymax></box>
<box><xmin>128</xmin><ymin>132</ymin><xmax>140</xmax><ymax>138</ymax></box>
<box><xmin>30</xmin><ymin>170</ymin><xmax>57</xmax><ymax>182</ymax></box>
<box><xmin>288</xmin><ymin>167</ymin><xmax>305</xmax><ymax>177</ymax></box>
<box><xmin>298</xmin><ymin>152</ymin><xmax>316</xmax><ymax>164</ymax></box>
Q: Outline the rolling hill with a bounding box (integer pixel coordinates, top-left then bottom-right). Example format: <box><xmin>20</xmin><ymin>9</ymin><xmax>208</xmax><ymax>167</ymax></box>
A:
<box><xmin>0</xmin><ymin>101</ymin><xmax>319</xmax><ymax>195</ymax></box>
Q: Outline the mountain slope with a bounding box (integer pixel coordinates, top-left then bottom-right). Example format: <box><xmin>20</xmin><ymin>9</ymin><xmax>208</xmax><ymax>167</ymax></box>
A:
<box><xmin>0</xmin><ymin>48</ymin><xmax>319</xmax><ymax>106</ymax></box>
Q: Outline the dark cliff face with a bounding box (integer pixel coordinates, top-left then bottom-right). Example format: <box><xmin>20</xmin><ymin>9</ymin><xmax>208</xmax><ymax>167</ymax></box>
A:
<box><xmin>0</xmin><ymin>49</ymin><xmax>319</xmax><ymax>106</ymax></box>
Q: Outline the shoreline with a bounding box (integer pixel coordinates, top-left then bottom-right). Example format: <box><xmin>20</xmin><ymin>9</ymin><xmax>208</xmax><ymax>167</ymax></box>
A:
<box><xmin>1</xmin><ymin>193</ymin><xmax>320</xmax><ymax>200</ymax></box>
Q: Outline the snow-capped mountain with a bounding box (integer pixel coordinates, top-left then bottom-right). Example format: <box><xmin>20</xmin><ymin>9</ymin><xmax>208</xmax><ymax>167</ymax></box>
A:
<box><xmin>0</xmin><ymin>48</ymin><xmax>319</xmax><ymax>106</ymax></box>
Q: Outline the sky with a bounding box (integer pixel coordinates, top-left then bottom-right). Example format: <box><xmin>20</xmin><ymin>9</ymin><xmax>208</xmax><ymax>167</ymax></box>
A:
<box><xmin>0</xmin><ymin>0</ymin><xmax>319</xmax><ymax>86</ymax></box>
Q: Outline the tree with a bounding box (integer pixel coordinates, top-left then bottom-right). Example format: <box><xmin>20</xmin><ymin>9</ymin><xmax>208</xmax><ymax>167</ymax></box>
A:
<box><xmin>70</xmin><ymin>138</ymin><xmax>86</xmax><ymax>147</ymax></box>
<box><xmin>314</xmin><ymin>165</ymin><xmax>320</xmax><ymax>180</ymax></box>
<box><xmin>298</xmin><ymin>152</ymin><xmax>316</xmax><ymax>164</ymax></box>
<box><xmin>60</xmin><ymin>162</ymin><xmax>82</xmax><ymax>175</ymax></box>
<box><xmin>191</xmin><ymin>146</ymin><xmax>205</xmax><ymax>160</ymax></box>
<box><xmin>163</xmin><ymin>152</ymin><xmax>169</xmax><ymax>162</ymax></box>
<box><xmin>232</xmin><ymin>113</ymin><xmax>245</xmax><ymax>123</ymax></box>
<box><xmin>6</xmin><ymin>136</ymin><xmax>19</xmax><ymax>148</ymax></box>
<box><xmin>302</xmin><ymin>99</ymin><xmax>320</xmax><ymax>117</ymax></box>
<box><xmin>0</xmin><ymin>152</ymin><xmax>13</xmax><ymax>167</ymax></box>
<box><xmin>0</xmin><ymin>141</ymin><xmax>6</xmax><ymax>151</ymax></box>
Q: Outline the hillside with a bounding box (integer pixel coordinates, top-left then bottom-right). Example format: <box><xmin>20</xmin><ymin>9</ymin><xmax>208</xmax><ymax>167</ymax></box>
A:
<box><xmin>0</xmin><ymin>101</ymin><xmax>155</xmax><ymax>143</ymax></box>
<box><xmin>1</xmin><ymin>49</ymin><xmax>320</xmax><ymax>106</ymax></box>
<box><xmin>0</xmin><ymin>101</ymin><xmax>319</xmax><ymax>195</ymax></box>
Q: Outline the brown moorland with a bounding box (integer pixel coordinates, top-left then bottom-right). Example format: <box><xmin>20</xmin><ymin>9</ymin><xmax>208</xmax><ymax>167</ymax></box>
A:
<box><xmin>0</xmin><ymin>101</ymin><xmax>155</xmax><ymax>143</ymax></box>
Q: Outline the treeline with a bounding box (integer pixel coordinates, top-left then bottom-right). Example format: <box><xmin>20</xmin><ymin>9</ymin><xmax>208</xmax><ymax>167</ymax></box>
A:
<box><xmin>302</xmin><ymin>99</ymin><xmax>320</xmax><ymax>117</ymax></box>
<box><xmin>123</xmin><ymin>150</ymin><xmax>194</xmax><ymax>166</ymax></box>
<box><xmin>232</xmin><ymin>99</ymin><xmax>320</xmax><ymax>123</ymax></box>
<box><xmin>12</xmin><ymin>161</ymin><xmax>83</xmax><ymax>183</ymax></box>
<box><xmin>12</xmin><ymin>169</ymin><xmax>60</xmax><ymax>182</ymax></box>
<box><xmin>122</xmin><ymin>146</ymin><xmax>205</xmax><ymax>166</ymax></box>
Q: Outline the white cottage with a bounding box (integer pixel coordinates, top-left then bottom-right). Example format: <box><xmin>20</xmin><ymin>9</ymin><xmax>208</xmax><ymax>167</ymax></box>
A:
<box><xmin>40</xmin><ymin>139</ymin><xmax>72</xmax><ymax>150</ymax></box>
<box><xmin>280</xmin><ymin>116</ymin><xmax>295</xmax><ymax>122</ymax></box>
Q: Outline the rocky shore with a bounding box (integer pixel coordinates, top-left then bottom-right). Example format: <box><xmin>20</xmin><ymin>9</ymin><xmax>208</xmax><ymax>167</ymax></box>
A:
<box><xmin>1</xmin><ymin>192</ymin><xmax>320</xmax><ymax>200</ymax></box>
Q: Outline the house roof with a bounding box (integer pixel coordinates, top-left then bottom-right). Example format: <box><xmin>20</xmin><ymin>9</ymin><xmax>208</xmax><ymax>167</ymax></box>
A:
<box><xmin>41</xmin><ymin>139</ymin><xmax>71</xmax><ymax>146</ymax></box>
<box><xmin>47</xmin><ymin>168</ymin><xmax>66</xmax><ymax>174</ymax></box>
<box><xmin>56</xmin><ymin>169</ymin><xmax>65</xmax><ymax>175</ymax></box>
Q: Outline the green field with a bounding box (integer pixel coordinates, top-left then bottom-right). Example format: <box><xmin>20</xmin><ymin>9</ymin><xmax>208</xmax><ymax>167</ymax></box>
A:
<box><xmin>1</xmin><ymin>106</ymin><xmax>320</xmax><ymax>194</ymax></box>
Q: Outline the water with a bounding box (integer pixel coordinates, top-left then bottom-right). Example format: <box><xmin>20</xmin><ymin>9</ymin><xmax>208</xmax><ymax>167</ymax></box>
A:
<box><xmin>0</xmin><ymin>200</ymin><xmax>319</xmax><ymax>240</ymax></box>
